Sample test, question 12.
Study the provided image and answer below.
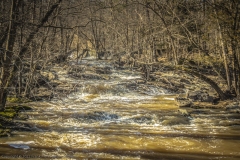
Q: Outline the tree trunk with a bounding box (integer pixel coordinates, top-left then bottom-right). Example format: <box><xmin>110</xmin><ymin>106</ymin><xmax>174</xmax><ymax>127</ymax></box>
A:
<box><xmin>0</xmin><ymin>90</ymin><xmax>8</xmax><ymax>111</ymax></box>
<box><xmin>151</xmin><ymin>2</ymin><xmax>178</xmax><ymax>65</ymax></box>
<box><xmin>0</xmin><ymin>0</ymin><xmax>19</xmax><ymax>111</ymax></box>
<box><xmin>0</xmin><ymin>0</ymin><xmax>62</xmax><ymax>110</ymax></box>
<box><xmin>231</xmin><ymin>2</ymin><xmax>240</xmax><ymax>98</ymax></box>
<box><xmin>213</xmin><ymin>0</ymin><xmax>231</xmax><ymax>91</ymax></box>
<box><xmin>178</xmin><ymin>66</ymin><xmax>227</xmax><ymax>100</ymax></box>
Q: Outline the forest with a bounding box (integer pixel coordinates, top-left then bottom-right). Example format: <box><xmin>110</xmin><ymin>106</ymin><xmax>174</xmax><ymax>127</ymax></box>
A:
<box><xmin>0</xmin><ymin>0</ymin><xmax>239</xmax><ymax>110</ymax></box>
<box><xmin>0</xmin><ymin>0</ymin><xmax>240</xmax><ymax>159</ymax></box>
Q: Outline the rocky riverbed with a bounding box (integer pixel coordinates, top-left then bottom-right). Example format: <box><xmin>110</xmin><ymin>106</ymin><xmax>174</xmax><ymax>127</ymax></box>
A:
<box><xmin>0</xmin><ymin>58</ymin><xmax>239</xmax><ymax>159</ymax></box>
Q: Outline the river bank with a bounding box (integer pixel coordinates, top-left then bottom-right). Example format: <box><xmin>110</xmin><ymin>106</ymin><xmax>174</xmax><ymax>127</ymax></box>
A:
<box><xmin>0</xmin><ymin>58</ymin><xmax>239</xmax><ymax>159</ymax></box>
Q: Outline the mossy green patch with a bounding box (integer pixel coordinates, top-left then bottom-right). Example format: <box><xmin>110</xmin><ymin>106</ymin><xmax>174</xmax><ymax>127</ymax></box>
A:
<box><xmin>0</xmin><ymin>105</ymin><xmax>31</xmax><ymax>119</ymax></box>
<box><xmin>0</xmin><ymin>111</ymin><xmax>17</xmax><ymax>119</ymax></box>
<box><xmin>6</xmin><ymin>105</ymin><xmax>32</xmax><ymax>112</ymax></box>
<box><xmin>0</xmin><ymin>105</ymin><xmax>31</xmax><ymax>137</ymax></box>
<box><xmin>7</xmin><ymin>97</ymin><xmax>31</xmax><ymax>103</ymax></box>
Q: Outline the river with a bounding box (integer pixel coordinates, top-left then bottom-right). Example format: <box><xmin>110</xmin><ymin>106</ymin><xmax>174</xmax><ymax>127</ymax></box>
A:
<box><xmin>0</xmin><ymin>58</ymin><xmax>240</xmax><ymax>160</ymax></box>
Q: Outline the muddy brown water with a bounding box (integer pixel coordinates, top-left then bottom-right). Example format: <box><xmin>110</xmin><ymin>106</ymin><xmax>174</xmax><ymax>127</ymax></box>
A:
<box><xmin>0</xmin><ymin>59</ymin><xmax>240</xmax><ymax>160</ymax></box>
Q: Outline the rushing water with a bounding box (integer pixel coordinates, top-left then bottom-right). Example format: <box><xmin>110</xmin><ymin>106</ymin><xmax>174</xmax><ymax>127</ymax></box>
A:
<box><xmin>0</xmin><ymin>59</ymin><xmax>240</xmax><ymax>160</ymax></box>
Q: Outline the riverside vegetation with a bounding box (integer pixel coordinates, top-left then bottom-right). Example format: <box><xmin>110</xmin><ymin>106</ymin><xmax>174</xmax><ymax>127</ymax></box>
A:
<box><xmin>0</xmin><ymin>0</ymin><xmax>239</xmax><ymax>159</ymax></box>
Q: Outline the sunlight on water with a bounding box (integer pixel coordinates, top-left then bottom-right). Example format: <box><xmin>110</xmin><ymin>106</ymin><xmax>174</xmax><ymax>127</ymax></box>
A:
<box><xmin>164</xmin><ymin>97</ymin><xmax>175</xmax><ymax>100</ymax></box>
<box><xmin>111</xmin><ymin>71</ymin><xmax>142</xmax><ymax>80</ymax></box>
<box><xmin>1</xmin><ymin>60</ymin><xmax>240</xmax><ymax>160</ymax></box>
<box><xmin>34</xmin><ymin>131</ymin><xmax>100</xmax><ymax>148</ymax></box>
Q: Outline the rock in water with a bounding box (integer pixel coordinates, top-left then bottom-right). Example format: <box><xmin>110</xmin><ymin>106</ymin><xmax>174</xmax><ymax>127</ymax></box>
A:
<box><xmin>178</xmin><ymin>99</ymin><xmax>192</xmax><ymax>107</ymax></box>
<box><xmin>175</xmin><ymin>95</ymin><xmax>192</xmax><ymax>108</ymax></box>
<box><xmin>188</xmin><ymin>90</ymin><xmax>214</xmax><ymax>102</ymax></box>
<box><xmin>178</xmin><ymin>109</ymin><xmax>190</xmax><ymax>116</ymax></box>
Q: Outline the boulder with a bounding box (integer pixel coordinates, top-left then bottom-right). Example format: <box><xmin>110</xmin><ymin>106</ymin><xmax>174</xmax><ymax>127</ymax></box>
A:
<box><xmin>67</xmin><ymin>65</ymin><xmax>86</xmax><ymax>74</ymax></box>
<box><xmin>95</xmin><ymin>67</ymin><xmax>112</xmax><ymax>74</ymax></box>
<box><xmin>176</xmin><ymin>98</ymin><xmax>192</xmax><ymax>108</ymax></box>
<box><xmin>161</xmin><ymin>116</ymin><xmax>190</xmax><ymax>126</ymax></box>
<box><xmin>32</xmin><ymin>73</ymin><xmax>48</xmax><ymax>87</ymax></box>
<box><xmin>187</xmin><ymin>90</ymin><xmax>214</xmax><ymax>102</ymax></box>
<box><xmin>40</xmin><ymin>71</ymin><xmax>56</xmax><ymax>81</ymax></box>
<box><xmin>30</xmin><ymin>87</ymin><xmax>53</xmax><ymax>100</ymax></box>
<box><xmin>135</xmin><ymin>78</ymin><xmax>145</xmax><ymax>84</ymax></box>
<box><xmin>180</xmin><ymin>78</ymin><xmax>191</xmax><ymax>84</ymax></box>
<box><xmin>178</xmin><ymin>109</ymin><xmax>191</xmax><ymax>117</ymax></box>
<box><xmin>97</xmin><ymin>51</ymin><xmax>112</xmax><ymax>60</ymax></box>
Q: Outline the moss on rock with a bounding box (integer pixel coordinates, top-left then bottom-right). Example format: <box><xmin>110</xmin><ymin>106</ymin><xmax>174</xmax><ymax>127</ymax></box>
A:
<box><xmin>0</xmin><ymin>105</ymin><xmax>32</xmax><ymax>120</ymax></box>
<box><xmin>0</xmin><ymin>105</ymin><xmax>32</xmax><ymax>137</ymax></box>
<box><xmin>7</xmin><ymin>97</ymin><xmax>31</xmax><ymax>103</ymax></box>
<box><xmin>0</xmin><ymin>111</ymin><xmax>17</xmax><ymax>119</ymax></box>
<box><xmin>6</xmin><ymin>105</ymin><xmax>32</xmax><ymax>112</ymax></box>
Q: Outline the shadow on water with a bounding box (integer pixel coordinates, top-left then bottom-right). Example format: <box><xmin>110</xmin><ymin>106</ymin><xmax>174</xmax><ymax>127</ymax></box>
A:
<box><xmin>0</xmin><ymin>144</ymin><xmax>240</xmax><ymax>160</ymax></box>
